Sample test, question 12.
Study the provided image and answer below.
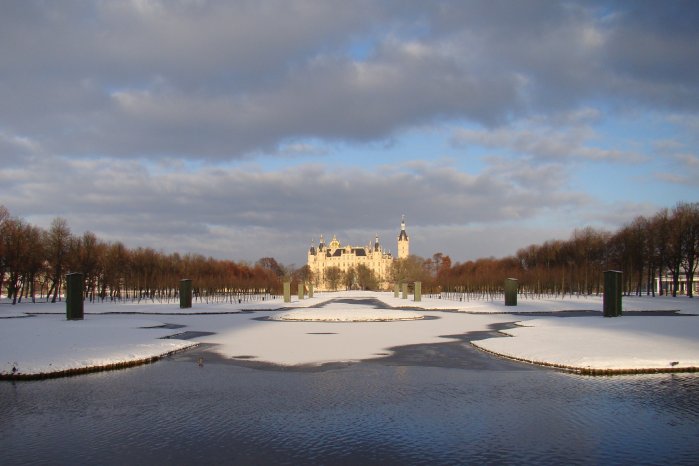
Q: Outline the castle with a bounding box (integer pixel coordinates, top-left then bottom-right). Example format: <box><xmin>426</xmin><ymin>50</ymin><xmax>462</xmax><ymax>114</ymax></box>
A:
<box><xmin>308</xmin><ymin>217</ymin><xmax>410</xmax><ymax>291</ymax></box>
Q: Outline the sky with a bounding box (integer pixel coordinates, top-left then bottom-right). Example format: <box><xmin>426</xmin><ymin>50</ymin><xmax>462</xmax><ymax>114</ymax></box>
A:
<box><xmin>1</xmin><ymin>0</ymin><xmax>698</xmax><ymax>267</ymax></box>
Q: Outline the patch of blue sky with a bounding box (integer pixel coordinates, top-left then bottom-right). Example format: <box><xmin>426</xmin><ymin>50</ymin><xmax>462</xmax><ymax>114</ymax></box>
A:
<box><xmin>346</xmin><ymin>36</ymin><xmax>376</xmax><ymax>61</ymax></box>
<box><xmin>580</xmin><ymin>111</ymin><xmax>697</xmax><ymax>201</ymax></box>
<box><xmin>236</xmin><ymin>125</ymin><xmax>487</xmax><ymax>174</ymax></box>
<box><xmin>595</xmin><ymin>109</ymin><xmax>678</xmax><ymax>150</ymax></box>
<box><xmin>566</xmin><ymin>155</ymin><xmax>693</xmax><ymax>209</ymax></box>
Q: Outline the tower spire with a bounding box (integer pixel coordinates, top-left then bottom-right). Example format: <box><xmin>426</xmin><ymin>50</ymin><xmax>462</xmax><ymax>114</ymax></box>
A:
<box><xmin>397</xmin><ymin>215</ymin><xmax>409</xmax><ymax>259</ymax></box>
<box><xmin>398</xmin><ymin>215</ymin><xmax>408</xmax><ymax>241</ymax></box>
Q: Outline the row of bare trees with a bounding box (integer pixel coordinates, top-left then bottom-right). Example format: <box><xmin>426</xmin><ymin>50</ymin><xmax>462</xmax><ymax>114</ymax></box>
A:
<box><xmin>311</xmin><ymin>264</ymin><xmax>383</xmax><ymax>291</ymax></box>
<box><xmin>2</xmin><ymin>202</ymin><xmax>696</xmax><ymax>302</ymax></box>
<box><xmin>439</xmin><ymin>202</ymin><xmax>699</xmax><ymax>298</ymax></box>
<box><xmin>0</xmin><ymin>207</ymin><xmax>284</xmax><ymax>304</ymax></box>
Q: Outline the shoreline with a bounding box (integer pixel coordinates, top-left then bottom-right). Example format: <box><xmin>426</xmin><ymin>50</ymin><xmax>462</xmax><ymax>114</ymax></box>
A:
<box><xmin>0</xmin><ymin>345</ymin><xmax>198</xmax><ymax>381</ymax></box>
<box><xmin>2</xmin><ymin>292</ymin><xmax>698</xmax><ymax>380</ymax></box>
<box><xmin>470</xmin><ymin>342</ymin><xmax>699</xmax><ymax>376</ymax></box>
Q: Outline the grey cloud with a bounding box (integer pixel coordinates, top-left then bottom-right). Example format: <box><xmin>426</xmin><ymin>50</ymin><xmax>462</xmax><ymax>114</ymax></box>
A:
<box><xmin>601</xmin><ymin>1</ymin><xmax>699</xmax><ymax>109</ymax></box>
<box><xmin>4</xmin><ymin>156</ymin><xmax>587</xmax><ymax>262</ymax></box>
<box><xmin>2</xmin><ymin>1</ymin><xmax>697</xmax><ymax>161</ymax></box>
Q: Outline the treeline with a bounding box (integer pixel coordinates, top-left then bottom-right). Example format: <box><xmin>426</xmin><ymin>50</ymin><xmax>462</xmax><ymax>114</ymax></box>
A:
<box><xmin>3</xmin><ymin>202</ymin><xmax>697</xmax><ymax>302</ymax></box>
<box><xmin>0</xmin><ymin>206</ymin><xmax>283</xmax><ymax>304</ymax></box>
<box><xmin>436</xmin><ymin>202</ymin><xmax>699</xmax><ymax>298</ymax></box>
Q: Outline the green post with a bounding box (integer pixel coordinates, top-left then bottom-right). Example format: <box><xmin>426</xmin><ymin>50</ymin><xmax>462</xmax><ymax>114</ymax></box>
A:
<box><xmin>298</xmin><ymin>283</ymin><xmax>304</xmax><ymax>300</ymax></box>
<box><xmin>505</xmin><ymin>278</ymin><xmax>518</xmax><ymax>306</ymax></box>
<box><xmin>283</xmin><ymin>281</ymin><xmax>291</xmax><ymax>303</ymax></box>
<box><xmin>66</xmin><ymin>272</ymin><xmax>84</xmax><ymax>320</ymax></box>
<box><xmin>180</xmin><ymin>279</ymin><xmax>192</xmax><ymax>309</ymax></box>
<box><xmin>308</xmin><ymin>283</ymin><xmax>314</xmax><ymax>298</ymax></box>
<box><xmin>414</xmin><ymin>281</ymin><xmax>422</xmax><ymax>302</ymax></box>
<box><xmin>401</xmin><ymin>282</ymin><xmax>408</xmax><ymax>299</ymax></box>
<box><xmin>394</xmin><ymin>283</ymin><xmax>399</xmax><ymax>298</ymax></box>
<box><xmin>604</xmin><ymin>270</ymin><xmax>622</xmax><ymax>317</ymax></box>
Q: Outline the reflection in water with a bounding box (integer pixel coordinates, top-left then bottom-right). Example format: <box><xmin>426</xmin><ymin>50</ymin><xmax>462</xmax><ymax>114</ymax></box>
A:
<box><xmin>2</xmin><ymin>355</ymin><xmax>699</xmax><ymax>465</ymax></box>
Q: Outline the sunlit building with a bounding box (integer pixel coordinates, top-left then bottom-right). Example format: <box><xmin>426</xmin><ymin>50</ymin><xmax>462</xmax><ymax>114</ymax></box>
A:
<box><xmin>655</xmin><ymin>272</ymin><xmax>699</xmax><ymax>296</ymax></box>
<box><xmin>308</xmin><ymin>217</ymin><xmax>410</xmax><ymax>290</ymax></box>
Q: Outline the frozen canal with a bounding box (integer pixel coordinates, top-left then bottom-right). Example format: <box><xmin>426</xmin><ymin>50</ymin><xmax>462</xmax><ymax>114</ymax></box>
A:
<box><xmin>2</xmin><ymin>330</ymin><xmax>699</xmax><ymax>465</ymax></box>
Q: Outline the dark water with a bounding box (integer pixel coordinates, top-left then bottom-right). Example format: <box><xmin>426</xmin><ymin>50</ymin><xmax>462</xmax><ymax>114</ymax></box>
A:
<box><xmin>2</xmin><ymin>349</ymin><xmax>699</xmax><ymax>465</ymax></box>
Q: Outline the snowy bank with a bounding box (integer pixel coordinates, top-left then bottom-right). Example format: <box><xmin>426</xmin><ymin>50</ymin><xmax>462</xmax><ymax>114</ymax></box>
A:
<box><xmin>473</xmin><ymin>315</ymin><xmax>699</xmax><ymax>374</ymax></box>
<box><xmin>272</xmin><ymin>302</ymin><xmax>423</xmax><ymax>322</ymax></box>
<box><xmin>0</xmin><ymin>315</ymin><xmax>196</xmax><ymax>379</ymax></box>
<box><xmin>2</xmin><ymin>293</ymin><xmax>698</xmax><ymax>377</ymax></box>
<box><xmin>375</xmin><ymin>292</ymin><xmax>699</xmax><ymax>314</ymax></box>
<box><xmin>199</xmin><ymin>311</ymin><xmax>514</xmax><ymax>366</ymax></box>
<box><xmin>0</xmin><ymin>300</ymin><xmax>273</xmax><ymax>316</ymax></box>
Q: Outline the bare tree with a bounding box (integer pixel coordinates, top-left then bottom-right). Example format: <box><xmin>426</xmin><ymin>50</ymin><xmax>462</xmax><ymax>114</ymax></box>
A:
<box><xmin>0</xmin><ymin>205</ymin><xmax>10</xmax><ymax>294</ymax></box>
<box><xmin>44</xmin><ymin>218</ymin><xmax>72</xmax><ymax>303</ymax></box>
<box><xmin>2</xmin><ymin>218</ymin><xmax>29</xmax><ymax>303</ymax></box>
<box><xmin>677</xmin><ymin>202</ymin><xmax>699</xmax><ymax>297</ymax></box>
<box><xmin>256</xmin><ymin>257</ymin><xmax>285</xmax><ymax>278</ymax></box>
<box><xmin>325</xmin><ymin>266</ymin><xmax>342</xmax><ymax>291</ymax></box>
<box><xmin>356</xmin><ymin>264</ymin><xmax>378</xmax><ymax>290</ymax></box>
<box><xmin>343</xmin><ymin>266</ymin><xmax>357</xmax><ymax>290</ymax></box>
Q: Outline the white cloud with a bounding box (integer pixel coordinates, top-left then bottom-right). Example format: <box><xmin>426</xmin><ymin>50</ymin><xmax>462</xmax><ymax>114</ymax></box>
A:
<box><xmin>451</xmin><ymin>113</ymin><xmax>645</xmax><ymax>163</ymax></box>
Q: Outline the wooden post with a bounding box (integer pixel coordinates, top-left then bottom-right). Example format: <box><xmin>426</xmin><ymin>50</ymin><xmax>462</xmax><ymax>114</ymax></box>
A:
<box><xmin>308</xmin><ymin>283</ymin><xmax>314</xmax><ymax>298</ymax></box>
<box><xmin>401</xmin><ymin>282</ymin><xmax>408</xmax><ymax>299</ymax></box>
<box><xmin>505</xmin><ymin>278</ymin><xmax>518</xmax><ymax>306</ymax></box>
<box><xmin>414</xmin><ymin>281</ymin><xmax>422</xmax><ymax>302</ymax></box>
<box><xmin>394</xmin><ymin>283</ymin><xmax>400</xmax><ymax>298</ymax></box>
<box><xmin>66</xmin><ymin>273</ymin><xmax>84</xmax><ymax>320</ymax></box>
<box><xmin>283</xmin><ymin>281</ymin><xmax>291</xmax><ymax>303</ymax></box>
<box><xmin>604</xmin><ymin>271</ymin><xmax>622</xmax><ymax>317</ymax></box>
<box><xmin>298</xmin><ymin>283</ymin><xmax>304</xmax><ymax>300</ymax></box>
<box><xmin>180</xmin><ymin>279</ymin><xmax>192</xmax><ymax>309</ymax></box>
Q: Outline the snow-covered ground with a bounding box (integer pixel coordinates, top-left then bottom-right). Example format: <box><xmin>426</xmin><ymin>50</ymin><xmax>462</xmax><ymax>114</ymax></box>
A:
<box><xmin>272</xmin><ymin>302</ymin><xmax>424</xmax><ymax>321</ymax></box>
<box><xmin>376</xmin><ymin>291</ymin><xmax>699</xmax><ymax>314</ymax></box>
<box><xmin>1</xmin><ymin>291</ymin><xmax>698</xmax><ymax>377</ymax></box>
<box><xmin>199</xmin><ymin>310</ymin><xmax>514</xmax><ymax>366</ymax></box>
<box><xmin>472</xmin><ymin>315</ymin><xmax>699</xmax><ymax>373</ymax></box>
<box><xmin>0</xmin><ymin>315</ymin><xmax>196</xmax><ymax>377</ymax></box>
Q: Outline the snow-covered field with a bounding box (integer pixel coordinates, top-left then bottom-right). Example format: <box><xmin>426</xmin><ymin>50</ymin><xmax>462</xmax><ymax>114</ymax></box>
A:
<box><xmin>0</xmin><ymin>315</ymin><xmax>196</xmax><ymax>377</ymax></box>
<box><xmin>472</xmin><ymin>315</ymin><xmax>699</xmax><ymax>373</ymax></box>
<box><xmin>272</xmin><ymin>301</ymin><xmax>424</xmax><ymax>321</ymax></box>
<box><xmin>1</xmin><ymin>291</ymin><xmax>698</xmax><ymax>377</ymax></box>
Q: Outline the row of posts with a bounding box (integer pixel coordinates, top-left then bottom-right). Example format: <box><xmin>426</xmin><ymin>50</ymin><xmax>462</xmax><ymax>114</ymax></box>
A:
<box><xmin>65</xmin><ymin>272</ymin><xmax>625</xmax><ymax>319</ymax></box>
<box><xmin>502</xmin><ymin>270</ymin><xmax>623</xmax><ymax>316</ymax></box>
<box><xmin>282</xmin><ymin>282</ymin><xmax>314</xmax><ymax>303</ymax></box>
<box><xmin>393</xmin><ymin>282</ymin><xmax>422</xmax><ymax>301</ymax></box>
<box><xmin>66</xmin><ymin>275</ymin><xmax>197</xmax><ymax>319</ymax></box>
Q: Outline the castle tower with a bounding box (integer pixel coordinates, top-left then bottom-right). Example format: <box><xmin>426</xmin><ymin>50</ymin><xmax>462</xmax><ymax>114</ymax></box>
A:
<box><xmin>397</xmin><ymin>215</ymin><xmax>409</xmax><ymax>259</ymax></box>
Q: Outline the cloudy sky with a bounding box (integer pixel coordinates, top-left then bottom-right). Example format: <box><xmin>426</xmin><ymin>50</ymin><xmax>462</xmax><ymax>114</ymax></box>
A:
<box><xmin>1</xmin><ymin>0</ymin><xmax>698</xmax><ymax>266</ymax></box>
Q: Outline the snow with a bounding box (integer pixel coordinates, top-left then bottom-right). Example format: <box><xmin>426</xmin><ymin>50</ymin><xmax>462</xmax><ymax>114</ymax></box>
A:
<box><xmin>272</xmin><ymin>303</ymin><xmax>424</xmax><ymax>321</ymax></box>
<box><xmin>472</xmin><ymin>316</ymin><xmax>699</xmax><ymax>372</ymax></box>
<box><xmin>198</xmin><ymin>310</ymin><xmax>512</xmax><ymax>366</ymax></box>
<box><xmin>1</xmin><ymin>291</ymin><xmax>698</xmax><ymax>376</ymax></box>
<box><xmin>376</xmin><ymin>291</ymin><xmax>699</xmax><ymax>314</ymax></box>
<box><xmin>1</xmin><ymin>315</ymin><xmax>196</xmax><ymax>377</ymax></box>
<box><xmin>0</xmin><ymin>297</ymin><xmax>282</xmax><ymax>315</ymax></box>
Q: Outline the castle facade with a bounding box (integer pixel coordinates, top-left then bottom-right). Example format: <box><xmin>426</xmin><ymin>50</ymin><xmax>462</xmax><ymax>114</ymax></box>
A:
<box><xmin>308</xmin><ymin>217</ymin><xmax>410</xmax><ymax>291</ymax></box>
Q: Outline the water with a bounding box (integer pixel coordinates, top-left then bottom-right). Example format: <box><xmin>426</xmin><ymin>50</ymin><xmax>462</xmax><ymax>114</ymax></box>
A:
<box><xmin>2</xmin><ymin>348</ymin><xmax>699</xmax><ymax>465</ymax></box>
